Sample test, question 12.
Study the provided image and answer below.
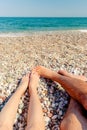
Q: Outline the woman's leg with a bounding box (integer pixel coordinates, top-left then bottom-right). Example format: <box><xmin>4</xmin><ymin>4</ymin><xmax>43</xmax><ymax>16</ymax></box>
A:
<box><xmin>34</xmin><ymin>66</ymin><xmax>87</xmax><ymax>110</ymax></box>
<box><xmin>26</xmin><ymin>69</ymin><xmax>45</xmax><ymax>130</ymax></box>
<box><xmin>0</xmin><ymin>74</ymin><xmax>29</xmax><ymax>130</ymax></box>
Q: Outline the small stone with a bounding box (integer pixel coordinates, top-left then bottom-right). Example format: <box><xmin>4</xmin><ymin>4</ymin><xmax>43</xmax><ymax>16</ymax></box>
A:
<box><xmin>43</xmin><ymin>107</ymin><xmax>48</xmax><ymax>113</ymax></box>
<box><xmin>45</xmin><ymin>116</ymin><xmax>51</xmax><ymax>123</ymax></box>
<box><xmin>40</xmin><ymin>97</ymin><xmax>44</xmax><ymax>103</ymax></box>
<box><xmin>44</xmin><ymin>90</ymin><xmax>48</xmax><ymax>95</ymax></box>
<box><xmin>20</xmin><ymin>103</ymin><xmax>24</xmax><ymax>109</ymax></box>
<box><xmin>18</xmin><ymin>109</ymin><xmax>22</xmax><ymax>114</ymax></box>
<box><xmin>48</xmin><ymin>112</ymin><xmax>53</xmax><ymax>118</ymax></box>
<box><xmin>52</xmin><ymin>125</ymin><xmax>58</xmax><ymax>130</ymax></box>
<box><xmin>59</xmin><ymin>111</ymin><xmax>63</xmax><ymax>116</ymax></box>
<box><xmin>47</xmin><ymin>101</ymin><xmax>50</xmax><ymax>106</ymax></box>
<box><xmin>52</xmin><ymin>103</ymin><xmax>55</xmax><ymax>108</ymax></box>
<box><xmin>52</xmin><ymin>115</ymin><xmax>58</xmax><ymax>120</ymax></box>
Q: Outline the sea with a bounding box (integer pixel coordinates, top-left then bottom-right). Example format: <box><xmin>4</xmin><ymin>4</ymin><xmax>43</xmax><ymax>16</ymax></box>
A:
<box><xmin>0</xmin><ymin>17</ymin><xmax>87</xmax><ymax>34</ymax></box>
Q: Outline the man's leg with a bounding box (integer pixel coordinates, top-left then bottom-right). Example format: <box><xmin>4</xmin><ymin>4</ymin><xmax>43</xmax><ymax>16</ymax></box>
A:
<box><xmin>26</xmin><ymin>69</ymin><xmax>45</xmax><ymax>130</ymax></box>
<box><xmin>58</xmin><ymin>69</ymin><xmax>87</xmax><ymax>81</ymax></box>
<box><xmin>35</xmin><ymin>66</ymin><xmax>87</xmax><ymax>130</ymax></box>
<box><xmin>34</xmin><ymin>66</ymin><xmax>87</xmax><ymax>110</ymax></box>
<box><xmin>60</xmin><ymin>98</ymin><xmax>87</xmax><ymax>130</ymax></box>
<box><xmin>0</xmin><ymin>74</ymin><xmax>29</xmax><ymax>130</ymax></box>
<box><xmin>59</xmin><ymin>71</ymin><xmax>87</xmax><ymax>130</ymax></box>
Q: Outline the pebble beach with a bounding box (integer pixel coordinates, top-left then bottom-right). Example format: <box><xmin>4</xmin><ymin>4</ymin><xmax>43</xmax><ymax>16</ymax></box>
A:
<box><xmin>0</xmin><ymin>30</ymin><xmax>87</xmax><ymax>130</ymax></box>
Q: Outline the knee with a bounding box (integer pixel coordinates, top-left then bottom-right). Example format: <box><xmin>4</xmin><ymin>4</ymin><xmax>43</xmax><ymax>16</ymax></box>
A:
<box><xmin>60</xmin><ymin>115</ymin><xmax>75</xmax><ymax>130</ymax></box>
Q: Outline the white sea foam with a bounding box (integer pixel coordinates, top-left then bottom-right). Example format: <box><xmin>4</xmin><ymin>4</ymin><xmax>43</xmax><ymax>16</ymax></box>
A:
<box><xmin>0</xmin><ymin>32</ymin><xmax>30</xmax><ymax>37</ymax></box>
<box><xmin>79</xmin><ymin>29</ymin><xmax>87</xmax><ymax>32</ymax></box>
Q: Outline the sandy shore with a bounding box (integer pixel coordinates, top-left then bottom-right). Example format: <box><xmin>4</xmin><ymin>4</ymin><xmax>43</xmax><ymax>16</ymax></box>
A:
<box><xmin>0</xmin><ymin>30</ymin><xmax>87</xmax><ymax>130</ymax></box>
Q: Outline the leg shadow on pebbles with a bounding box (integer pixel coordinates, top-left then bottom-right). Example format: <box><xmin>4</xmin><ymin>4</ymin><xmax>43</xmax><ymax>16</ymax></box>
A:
<box><xmin>38</xmin><ymin>78</ymin><xmax>70</xmax><ymax>130</ymax></box>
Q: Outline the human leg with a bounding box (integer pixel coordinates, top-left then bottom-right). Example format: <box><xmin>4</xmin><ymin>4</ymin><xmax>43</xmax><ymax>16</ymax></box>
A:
<box><xmin>60</xmin><ymin>98</ymin><xmax>87</xmax><ymax>130</ymax></box>
<box><xmin>0</xmin><ymin>74</ymin><xmax>29</xmax><ymax>130</ymax></box>
<box><xmin>56</xmin><ymin>70</ymin><xmax>87</xmax><ymax>130</ymax></box>
<box><xmin>59</xmin><ymin>71</ymin><xmax>87</xmax><ymax>130</ymax></box>
<box><xmin>26</xmin><ymin>69</ymin><xmax>45</xmax><ymax>130</ymax></box>
<box><xmin>58</xmin><ymin>69</ymin><xmax>87</xmax><ymax>81</ymax></box>
<box><xmin>34</xmin><ymin>66</ymin><xmax>87</xmax><ymax>110</ymax></box>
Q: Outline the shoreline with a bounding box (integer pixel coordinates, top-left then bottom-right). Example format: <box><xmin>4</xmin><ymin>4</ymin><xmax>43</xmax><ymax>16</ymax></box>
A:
<box><xmin>0</xmin><ymin>29</ymin><xmax>87</xmax><ymax>37</ymax></box>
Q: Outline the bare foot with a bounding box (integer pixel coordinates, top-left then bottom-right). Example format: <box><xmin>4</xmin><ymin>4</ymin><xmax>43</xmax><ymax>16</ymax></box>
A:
<box><xmin>58</xmin><ymin>70</ymin><xmax>87</xmax><ymax>81</ymax></box>
<box><xmin>29</xmin><ymin>69</ymin><xmax>40</xmax><ymax>95</ymax></box>
<box><xmin>33</xmin><ymin>66</ymin><xmax>59</xmax><ymax>80</ymax></box>
<box><xmin>34</xmin><ymin>66</ymin><xmax>50</xmax><ymax>76</ymax></box>
<box><xmin>18</xmin><ymin>73</ymin><xmax>30</xmax><ymax>93</ymax></box>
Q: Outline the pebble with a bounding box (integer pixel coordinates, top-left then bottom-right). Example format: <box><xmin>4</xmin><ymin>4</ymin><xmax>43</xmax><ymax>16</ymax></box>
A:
<box><xmin>45</xmin><ymin>116</ymin><xmax>51</xmax><ymax>126</ymax></box>
<box><xmin>0</xmin><ymin>31</ymin><xmax>86</xmax><ymax>130</ymax></box>
<box><xmin>52</xmin><ymin>103</ymin><xmax>55</xmax><ymax>108</ymax></box>
<box><xmin>48</xmin><ymin>112</ymin><xmax>53</xmax><ymax>118</ymax></box>
<box><xmin>43</xmin><ymin>107</ymin><xmax>48</xmax><ymax>113</ymax></box>
<box><xmin>59</xmin><ymin>111</ymin><xmax>63</xmax><ymax>116</ymax></box>
<box><xmin>52</xmin><ymin>115</ymin><xmax>58</xmax><ymax>120</ymax></box>
<box><xmin>18</xmin><ymin>109</ymin><xmax>22</xmax><ymax>114</ymax></box>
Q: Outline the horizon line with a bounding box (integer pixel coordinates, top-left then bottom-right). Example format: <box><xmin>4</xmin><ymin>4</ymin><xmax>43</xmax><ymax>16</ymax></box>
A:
<box><xmin>0</xmin><ymin>16</ymin><xmax>87</xmax><ymax>18</ymax></box>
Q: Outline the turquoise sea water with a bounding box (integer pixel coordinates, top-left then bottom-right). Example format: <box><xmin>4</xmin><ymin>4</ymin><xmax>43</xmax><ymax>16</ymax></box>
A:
<box><xmin>0</xmin><ymin>17</ymin><xmax>87</xmax><ymax>33</ymax></box>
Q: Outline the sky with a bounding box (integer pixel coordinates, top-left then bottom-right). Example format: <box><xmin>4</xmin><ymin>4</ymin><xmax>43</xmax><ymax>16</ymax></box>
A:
<box><xmin>0</xmin><ymin>0</ymin><xmax>87</xmax><ymax>17</ymax></box>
